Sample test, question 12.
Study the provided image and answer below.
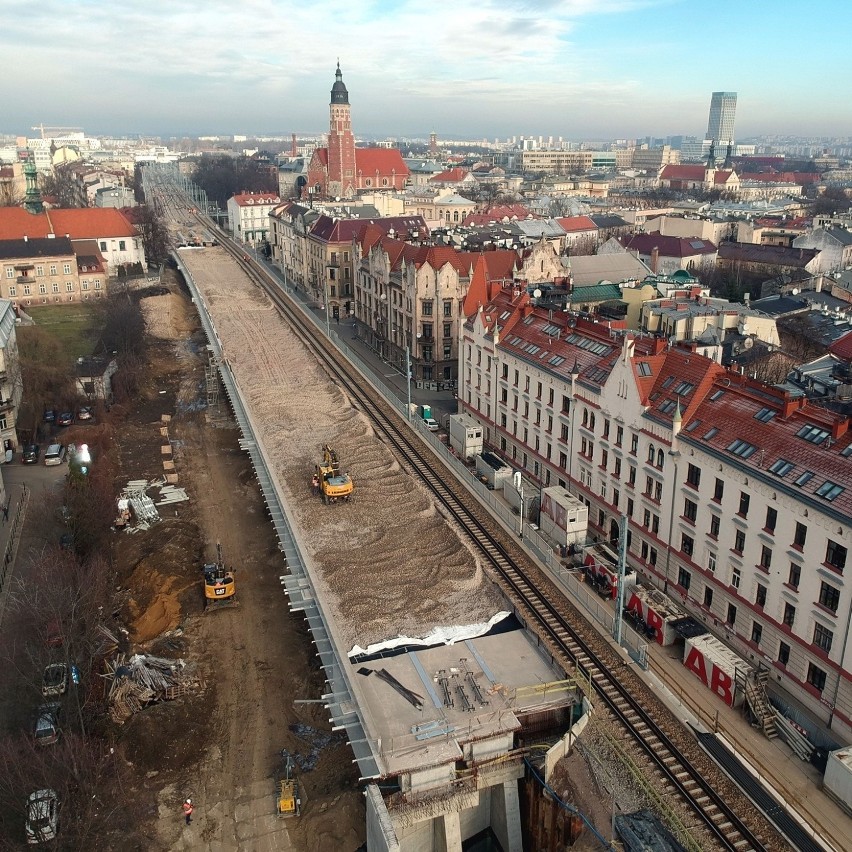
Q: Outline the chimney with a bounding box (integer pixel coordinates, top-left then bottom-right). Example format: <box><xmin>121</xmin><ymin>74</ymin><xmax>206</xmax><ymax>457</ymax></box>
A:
<box><xmin>650</xmin><ymin>246</ymin><xmax>659</xmax><ymax>273</ymax></box>
<box><xmin>23</xmin><ymin>235</ymin><xmax>28</xmax><ymax>242</ymax></box>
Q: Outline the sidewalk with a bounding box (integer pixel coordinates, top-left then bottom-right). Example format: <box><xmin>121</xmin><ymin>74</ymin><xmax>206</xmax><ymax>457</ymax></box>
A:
<box><xmin>0</xmin><ymin>482</ymin><xmax>31</xmax><ymax>626</ymax></box>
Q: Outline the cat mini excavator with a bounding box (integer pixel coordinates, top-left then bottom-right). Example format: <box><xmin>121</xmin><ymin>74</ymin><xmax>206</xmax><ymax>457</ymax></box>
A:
<box><xmin>314</xmin><ymin>444</ymin><xmax>354</xmax><ymax>504</ymax></box>
<box><xmin>202</xmin><ymin>543</ymin><xmax>237</xmax><ymax>611</ymax></box>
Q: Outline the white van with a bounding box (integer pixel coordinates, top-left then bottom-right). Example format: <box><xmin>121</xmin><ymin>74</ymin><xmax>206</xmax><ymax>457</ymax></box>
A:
<box><xmin>44</xmin><ymin>444</ymin><xmax>66</xmax><ymax>466</ymax></box>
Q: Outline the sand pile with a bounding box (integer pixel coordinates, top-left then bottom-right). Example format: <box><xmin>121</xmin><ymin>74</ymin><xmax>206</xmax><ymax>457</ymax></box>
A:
<box><xmin>181</xmin><ymin>248</ymin><xmax>503</xmax><ymax>649</ymax></box>
<box><xmin>141</xmin><ymin>292</ymin><xmax>197</xmax><ymax>340</ymax></box>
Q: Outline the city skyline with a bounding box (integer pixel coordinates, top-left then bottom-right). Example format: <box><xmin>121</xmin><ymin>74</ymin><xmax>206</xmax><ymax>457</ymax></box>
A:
<box><xmin>2</xmin><ymin>0</ymin><xmax>852</xmax><ymax>140</ymax></box>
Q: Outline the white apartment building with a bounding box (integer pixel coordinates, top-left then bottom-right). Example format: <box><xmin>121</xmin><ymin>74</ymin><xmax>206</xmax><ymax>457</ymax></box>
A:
<box><xmin>460</xmin><ymin>287</ymin><xmax>852</xmax><ymax>742</ymax></box>
<box><xmin>227</xmin><ymin>191</ymin><xmax>281</xmax><ymax>245</ymax></box>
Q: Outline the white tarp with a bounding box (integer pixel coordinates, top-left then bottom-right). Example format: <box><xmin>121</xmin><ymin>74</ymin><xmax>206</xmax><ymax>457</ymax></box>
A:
<box><xmin>348</xmin><ymin>610</ymin><xmax>511</xmax><ymax>658</ymax></box>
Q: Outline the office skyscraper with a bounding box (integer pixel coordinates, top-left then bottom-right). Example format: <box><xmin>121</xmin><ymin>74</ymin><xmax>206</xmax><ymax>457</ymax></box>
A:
<box><xmin>706</xmin><ymin>91</ymin><xmax>737</xmax><ymax>147</ymax></box>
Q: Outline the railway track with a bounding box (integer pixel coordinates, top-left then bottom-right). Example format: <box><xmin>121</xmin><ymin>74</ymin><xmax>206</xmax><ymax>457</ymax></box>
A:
<box><xmin>148</xmin><ymin>173</ymin><xmax>775</xmax><ymax>851</ymax></box>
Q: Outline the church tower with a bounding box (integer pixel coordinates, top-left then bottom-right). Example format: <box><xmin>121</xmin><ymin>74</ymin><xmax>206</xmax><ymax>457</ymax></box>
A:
<box><xmin>326</xmin><ymin>62</ymin><xmax>356</xmax><ymax>198</ymax></box>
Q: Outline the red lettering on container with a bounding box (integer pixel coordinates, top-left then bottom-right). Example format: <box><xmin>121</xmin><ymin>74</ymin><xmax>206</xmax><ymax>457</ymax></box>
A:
<box><xmin>684</xmin><ymin>647</ymin><xmax>709</xmax><ymax>687</ymax></box>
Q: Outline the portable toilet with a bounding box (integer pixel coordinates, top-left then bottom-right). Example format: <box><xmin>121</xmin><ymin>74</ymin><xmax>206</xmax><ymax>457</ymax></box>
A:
<box><xmin>419</xmin><ymin>404</ymin><xmax>432</xmax><ymax>419</ymax></box>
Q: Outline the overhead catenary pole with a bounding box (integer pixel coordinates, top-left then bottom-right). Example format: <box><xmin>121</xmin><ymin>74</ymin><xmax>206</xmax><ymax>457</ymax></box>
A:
<box><xmin>406</xmin><ymin>345</ymin><xmax>412</xmax><ymax>420</ymax></box>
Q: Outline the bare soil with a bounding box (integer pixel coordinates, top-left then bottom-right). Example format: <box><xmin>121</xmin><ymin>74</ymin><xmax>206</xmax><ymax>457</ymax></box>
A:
<box><xmin>109</xmin><ymin>275</ymin><xmax>365</xmax><ymax>850</ymax></box>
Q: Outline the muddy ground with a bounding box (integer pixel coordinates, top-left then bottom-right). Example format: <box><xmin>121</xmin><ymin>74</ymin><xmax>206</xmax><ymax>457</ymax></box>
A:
<box><xmin>112</xmin><ymin>276</ymin><xmax>365</xmax><ymax>850</ymax></box>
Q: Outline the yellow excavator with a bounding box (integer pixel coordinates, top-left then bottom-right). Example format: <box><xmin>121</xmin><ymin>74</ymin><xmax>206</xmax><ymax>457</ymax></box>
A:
<box><xmin>314</xmin><ymin>444</ymin><xmax>354</xmax><ymax>504</ymax></box>
<box><xmin>202</xmin><ymin>543</ymin><xmax>237</xmax><ymax>611</ymax></box>
<box><xmin>276</xmin><ymin>753</ymin><xmax>301</xmax><ymax>818</ymax></box>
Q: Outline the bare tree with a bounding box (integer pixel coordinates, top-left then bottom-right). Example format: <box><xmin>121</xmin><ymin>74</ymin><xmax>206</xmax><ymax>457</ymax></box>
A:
<box><xmin>0</xmin><ymin>181</ymin><xmax>22</xmax><ymax>207</ymax></box>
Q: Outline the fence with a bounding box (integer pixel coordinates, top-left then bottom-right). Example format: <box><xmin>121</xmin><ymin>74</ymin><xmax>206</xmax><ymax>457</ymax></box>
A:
<box><xmin>0</xmin><ymin>484</ymin><xmax>30</xmax><ymax>622</ymax></box>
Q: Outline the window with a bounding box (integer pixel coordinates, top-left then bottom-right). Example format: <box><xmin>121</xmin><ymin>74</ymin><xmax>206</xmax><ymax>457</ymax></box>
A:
<box><xmin>687</xmin><ymin>464</ymin><xmax>701</xmax><ymax>488</ymax></box>
<box><xmin>819</xmin><ymin>582</ymin><xmax>840</xmax><ymax>613</ymax></box>
<box><xmin>806</xmin><ymin>663</ymin><xmax>826</xmax><ymax>692</ymax></box>
<box><xmin>647</xmin><ymin>444</ymin><xmax>656</xmax><ymax>463</ymax></box>
<box><xmin>678</xmin><ymin>567</ymin><xmax>691</xmax><ymax>590</ymax></box>
<box><xmin>681</xmin><ymin>534</ymin><xmax>694</xmax><ymax>557</ymax></box>
<box><xmin>601</xmin><ymin>449</ymin><xmax>608</xmax><ymax>469</ymax></box>
<box><xmin>816</xmin><ymin>481</ymin><xmax>844</xmax><ymax>502</ymax></box>
<box><xmin>443</xmin><ymin>300</ymin><xmax>452</xmax><ymax>317</ymax></box>
<box><xmin>778</xmin><ymin>641</ymin><xmax>790</xmax><ymax>666</ymax></box>
<box><xmin>708</xmin><ymin>552</ymin><xmax>717</xmax><ymax>573</ymax></box>
<box><xmin>759</xmin><ymin>546</ymin><xmax>772</xmax><ymax>571</ymax></box>
<box><xmin>731</xmin><ymin>567</ymin><xmax>741</xmax><ymax>589</ymax></box>
<box><xmin>603</xmin><ymin>419</ymin><xmax>610</xmax><ymax>439</ymax></box>
<box><xmin>734</xmin><ymin>530</ymin><xmax>746</xmax><ymax>554</ymax></box>
<box><xmin>443</xmin><ymin>323</ymin><xmax>452</xmax><ymax>338</ymax></box>
<box><xmin>813</xmin><ymin>623</ymin><xmax>833</xmax><ymax>653</ymax></box>
<box><xmin>738</xmin><ymin>492</ymin><xmax>750</xmax><ymax>517</ymax></box>
<box><xmin>63</xmin><ymin>263</ymin><xmax>71</xmax><ymax>274</ymax></box>
<box><xmin>769</xmin><ymin>458</ymin><xmax>793</xmax><ymax>477</ymax></box>
<box><xmin>788</xmin><ymin>563</ymin><xmax>800</xmax><ymax>589</ymax></box>
<box><xmin>794</xmin><ymin>522</ymin><xmax>807</xmax><ymax>549</ymax></box>
<box><xmin>755</xmin><ymin>583</ymin><xmax>767</xmax><ymax>608</ymax></box>
<box><xmin>710</xmin><ymin>514</ymin><xmax>720</xmax><ymax>536</ymax></box>
<box><xmin>794</xmin><ymin>471</ymin><xmax>814</xmax><ymax>487</ymax></box>
<box><xmin>726</xmin><ymin>604</ymin><xmax>737</xmax><ymax>626</ymax></box>
<box><xmin>782</xmin><ymin>603</ymin><xmax>796</xmax><ymax>628</ymax></box>
<box><xmin>643</xmin><ymin>509</ymin><xmax>651</xmax><ymax>528</ymax></box>
<box><xmin>422</xmin><ymin>300</ymin><xmax>433</xmax><ymax>316</ymax></box>
<box><xmin>49</xmin><ymin>264</ymin><xmax>57</xmax><ymax>275</ymax></box>
<box><xmin>751</xmin><ymin>622</ymin><xmax>763</xmax><ymax>645</ymax></box>
<box><xmin>628</xmin><ymin>466</ymin><xmax>636</xmax><ymax>487</ymax></box>
<box><xmin>36</xmin><ymin>265</ymin><xmax>43</xmax><ymax>276</ymax></box>
<box><xmin>4</xmin><ymin>267</ymin><xmax>12</xmax><ymax>279</ymax></box>
<box><xmin>614</xmin><ymin>457</ymin><xmax>622</xmax><ymax>478</ymax></box>
<box><xmin>654</xmin><ymin>481</ymin><xmax>662</xmax><ymax>502</ymax></box>
<box><xmin>754</xmin><ymin>407</ymin><xmax>776</xmax><ymax>423</ymax></box>
<box><xmin>797</xmin><ymin>424</ymin><xmax>830</xmax><ymax>445</ymax></box>
<box><xmin>630</xmin><ymin>434</ymin><xmax>638</xmax><ymax>454</ymax></box>
<box><xmin>825</xmin><ymin>541</ymin><xmax>847</xmax><ymax>572</ymax></box>
<box><xmin>616</xmin><ymin>425</ymin><xmax>623</xmax><ymax>446</ymax></box>
<box><xmin>765</xmin><ymin>507</ymin><xmax>777</xmax><ymax>533</ymax></box>
<box><xmin>713</xmin><ymin>478</ymin><xmax>724</xmax><ymax>502</ymax></box>
<box><xmin>684</xmin><ymin>498</ymin><xmax>697</xmax><ymax>523</ymax></box>
<box><xmin>66</xmin><ymin>282</ymin><xmax>73</xmax><ymax>292</ymax></box>
<box><xmin>703</xmin><ymin>586</ymin><xmax>714</xmax><ymax>607</ymax></box>
<box><xmin>727</xmin><ymin>439</ymin><xmax>757</xmax><ymax>458</ymax></box>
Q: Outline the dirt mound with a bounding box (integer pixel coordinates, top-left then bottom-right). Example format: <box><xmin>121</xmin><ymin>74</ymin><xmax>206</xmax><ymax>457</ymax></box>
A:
<box><xmin>141</xmin><ymin>291</ymin><xmax>197</xmax><ymax>340</ymax></box>
<box><xmin>120</xmin><ymin>520</ymin><xmax>203</xmax><ymax>643</ymax></box>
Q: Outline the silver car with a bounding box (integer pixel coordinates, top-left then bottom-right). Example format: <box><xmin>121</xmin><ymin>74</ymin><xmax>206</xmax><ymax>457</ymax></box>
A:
<box><xmin>25</xmin><ymin>789</ymin><xmax>59</xmax><ymax>844</ymax></box>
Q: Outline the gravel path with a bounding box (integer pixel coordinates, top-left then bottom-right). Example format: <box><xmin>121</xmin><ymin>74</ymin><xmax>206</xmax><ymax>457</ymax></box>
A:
<box><xmin>178</xmin><ymin>247</ymin><xmax>503</xmax><ymax>650</ymax></box>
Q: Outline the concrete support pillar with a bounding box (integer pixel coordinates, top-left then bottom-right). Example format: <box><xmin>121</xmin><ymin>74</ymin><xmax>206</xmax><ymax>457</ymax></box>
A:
<box><xmin>434</xmin><ymin>810</ymin><xmax>462</xmax><ymax>852</ymax></box>
<box><xmin>491</xmin><ymin>780</ymin><xmax>523</xmax><ymax>852</ymax></box>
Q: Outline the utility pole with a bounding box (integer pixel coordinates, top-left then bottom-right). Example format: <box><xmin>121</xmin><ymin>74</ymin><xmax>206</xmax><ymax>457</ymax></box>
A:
<box><xmin>406</xmin><ymin>345</ymin><xmax>412</xmax><ymax>420</ymax></box>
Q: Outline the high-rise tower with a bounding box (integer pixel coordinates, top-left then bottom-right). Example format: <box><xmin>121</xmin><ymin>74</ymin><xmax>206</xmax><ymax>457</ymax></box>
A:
<box><xmin>326</xmin><ymin>62</ymin><xmax>356</xmax><ymax>198</ymax></box>
<box><xmin>706</xmin><ymin>91</ymin><xmax>737</xmax><ymax>151</ymax></box>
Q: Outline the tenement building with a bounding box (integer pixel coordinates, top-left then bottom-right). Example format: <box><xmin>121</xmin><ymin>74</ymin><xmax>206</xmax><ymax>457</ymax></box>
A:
<box><xmin>459</xmin><ymin>283</ymin><xmax>852</xmax><ymax>741</ymax></box>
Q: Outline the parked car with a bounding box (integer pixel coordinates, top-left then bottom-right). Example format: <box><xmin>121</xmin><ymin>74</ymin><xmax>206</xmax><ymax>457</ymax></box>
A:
<box><xmin>45</xmin><ymin>618</ymin><xmax>64</xmax><ymax>648</ymax></box>
<box><xmin>41</xmin><ymin>663</ymin><xmax>68</xmax><ymax>697</ymax></box>
<box><xmin>25</xmin><ymin>789</ymin><xmax>59</xmax><ymax>844</ymax></box>
<box><xmin>423</xmin><ymin>417</ymin><xmax>440</xmax><ymax>432</ymax></box>
<box><xmin>33</xmin><ymin>704</ymin><xmax>61</xmax><ymax>747</ymax></box>
<box><xmin>22</xmin><ymin>444</ymin><xmax>40</xmax><ymax>464</ymax></box>
<box><xmin>42</xmin><ymin>409</ymin><xmax>56</xmax><ymax>424</ymax></box>
<box><xmin>77</xmin><ymin>405</ymin><xmax>93</xmax><ymax>421</ymax></box>
<box><xmin>59</xmin><ymin>532</ymin><xmax>73</xmax><ymax>551</ymax></box>
<box><xmin>56</xmin><ymin>411</ymin><xmax>74</xmax><ymax>427</ymax></box>
<box><xmin>43</xmin><ymin>444</ymin><xmax>66</xmax><ymax>466</ymax></box>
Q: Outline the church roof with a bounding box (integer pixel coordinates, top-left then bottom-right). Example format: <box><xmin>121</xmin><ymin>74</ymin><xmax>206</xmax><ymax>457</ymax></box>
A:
<box><xmin>331</xmin><ymin>62</ymin><xmax>349</xmax><ymax>105</ymax></box>
<box><xmin>354</xmin><ymin>148</ymin><xmax>410</xmax><ymax>178</ymax></box>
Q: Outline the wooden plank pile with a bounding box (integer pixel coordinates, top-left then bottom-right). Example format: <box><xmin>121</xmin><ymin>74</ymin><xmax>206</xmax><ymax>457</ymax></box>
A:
<box><xmin>104</xmin><ymin>652</ymin><xmax>204</xmax><ymax>724</ymax></box>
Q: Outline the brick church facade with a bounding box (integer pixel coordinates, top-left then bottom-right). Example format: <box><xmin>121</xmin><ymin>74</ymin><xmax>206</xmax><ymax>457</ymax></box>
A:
<box><xmin>306</xmin><ymin>64</ymin><xmax>409</xmax><ymax>199</ymax></box>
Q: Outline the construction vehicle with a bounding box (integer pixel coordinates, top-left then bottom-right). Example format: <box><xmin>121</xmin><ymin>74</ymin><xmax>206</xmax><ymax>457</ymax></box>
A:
<box><xmin>315</xmin><ymin>444</ymin><xmax>354</xmax><ymax>504</ymax></box>
<box><xmin>202</xmin><ymin>543</ymin><xmax>237</xmax><ymax>611</ymax></box>
<box><xmin>276</xmin><ymin>752</ymin><xmax>301</xmax><ymax>818</ymax></box>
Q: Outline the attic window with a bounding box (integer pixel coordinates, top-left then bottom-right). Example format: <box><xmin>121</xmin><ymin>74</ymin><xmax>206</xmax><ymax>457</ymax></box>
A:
<box><xmin>794</xmin><ymin>471</ymin><xmax>814</xmax><ymax>487</ymax></box>
<box><xmin>703</xmin><ymin>427</ymin><xmax>719</xmax><ymax>439</ymax></box>
<box><xmin>690</xmin><ymin>240</ymin><xmax>705</xmax><ymax>249</ymax></box>
<box><xmin>709</xmin><ymin>389</ymin><xmax>725</xmax><ymax>401</ymax></box>
<box><xmin>797</xmin><ymin>424</ymin><xmax>830</xmax><ymax>444</ymax></box>
<box><xmin>637</xmin><ymin>362</ymin><xmax>652</xmax><ymax>377</ymax></box>
<box><xmin>541</xmin><ymin>323</ymin><xmax>560</xmax><ymax>336</ymax></box>
<box><xmin>526</xmin><ymin>344</ymin><xmax>540</xmax><ymax>355</ymax></box>
<box><xmin>769</xmin><ymin>458</ymin><xmax>793</xmax><ymax>477</ymax></box>
<box><xmin>650</xmin><ymin>391</ymin><xmax>661</xmax><ymax>401</ymax></box>
<box><xmin>727</xmin><ymin>439</ymin><xmax>757</xmax><ymax>458</ymax></box>
<box><xmin>499</xmin><ymin>310</ymin><xmax>511</xmax><ymax>320</ymax></box>
<box><xmin>815</xmin><ymin>481</ymin><xmax>844</xmax><ymax>501</ymax></box>
<box><xmin>842</xmin><ymin>445</ymin><xmax>852</xmax><ymax>458</ymax></box>
<box><xmin>674</xmin><ymin>381</ymin><xmax>694</xmax><ymax>396</ymax></box>
<box><xmin>549</xmin><ymin>355</ymin><xmax>565</xmax><ymax>367</ymax></box>
<box><xmin>523</xmin><ymin>315</ymin><xmax>535</xmax><ymax>325</ymax></box>
<box><xmin>685</xmin><ymin>420</ymin><xmax>701</xmax><ymax>432</ymax></box>
<box><xmin>509</xmin><ymin>335</ymin><xmax>523</xmax><ymax>346</ymax></box>
<box><xmin>659</xmin><ymin>400</ymin><xmax>677</xmax><ymax>414</ymax></box>
<box><xmin>754</xmin><ymin>407</ymin><xmax>776</xmax><ymax>423</ymax></box>
<box><xmin>661</xmin><ymin>376</ymin><xmax>675</xmax><ymax>388</ymax></box>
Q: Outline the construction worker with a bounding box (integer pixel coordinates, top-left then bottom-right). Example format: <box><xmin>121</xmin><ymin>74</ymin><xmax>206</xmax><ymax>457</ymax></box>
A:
<box><xmin>311</xmin><ymin>473</ymin><xmax>320</xmax><ymax>495</ymax></box>
<box><xmin>183</xmin><ymin>798</ymin><xmax>193</xmax><ymax>825</ymax></box>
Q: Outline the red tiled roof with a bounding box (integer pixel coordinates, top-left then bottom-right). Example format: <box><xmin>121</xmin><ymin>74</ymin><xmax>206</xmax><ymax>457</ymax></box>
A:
<box><xmin>829</xmin><ymin>330</ymin><xmax>852</xmax><ymax>360</ymax></box>
<box><xmin>429</xmin><ymin>167</ymin><xmax>469</xmax><ymax>183</ymax></box>
<box><xmin>463</xmin><ymin>205</ymin><xmax>536</xmax><ymax>227</ymax></box>
<box><xmin>746</xmin><ymin>172</ymin><xmax>821</xmax><ymax>185</ymax></box>
<box><xmin>231</xmin><ymin>192</ymin><xmax>281</xmax><ymax>206</ymax></box>
<box><xmin>0</xmin><ymin>207</ymin><xmax>137</xmax><ymax>240</ymax></box>
<box><xmin>556</xmin><ymin>215</ymin><xmax>598</xmax><ymax>233</ymax></box>
<box><xmin>354</xmin><ymin>148</ymin><xmax>410</xmax><ymax>177</ymax></box>
<box><xmin>462</xmin><ymin>252</ymin><xmax>521</xmax><ymax>317</ymax></box>
<box><xmin>658</xmin><ymin>165</ymin><xmax>736</xmax><ymax>185</ymax></box>
<box><xmin>312</xmin><ymin>214</ymin><xmax>427</xmax><ymax>244</ymax></box>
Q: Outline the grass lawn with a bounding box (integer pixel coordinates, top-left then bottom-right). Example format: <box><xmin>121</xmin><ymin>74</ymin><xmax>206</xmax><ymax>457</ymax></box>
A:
<box><xmin>21</xmin><ymin>304</ymin><xmax>103</xmax><ymax>361</ymax></box>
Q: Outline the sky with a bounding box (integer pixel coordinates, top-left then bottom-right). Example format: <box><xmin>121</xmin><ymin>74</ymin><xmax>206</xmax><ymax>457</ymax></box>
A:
<box><xmin>2</xmin><ymin>0</ymin><xmax>851</xmax><ymax>141</ymax></box>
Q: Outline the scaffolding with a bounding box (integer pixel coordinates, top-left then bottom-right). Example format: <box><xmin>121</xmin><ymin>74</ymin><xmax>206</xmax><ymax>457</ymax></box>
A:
<box><xmin>205</xmin><ymin>348</ymin><xmax>222</xmax><ymax>409</ymax></box>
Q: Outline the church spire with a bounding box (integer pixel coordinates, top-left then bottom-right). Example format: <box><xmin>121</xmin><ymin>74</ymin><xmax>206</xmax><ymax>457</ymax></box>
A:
<box><xmin>23</xmin><ymin>156</ymin><xmax>44</xmax><ymax>215</ymax></box>
<box><xmin>331</xmin><ymin>61</ymin><xmax>349</xmax><ymax>105</ymax></box>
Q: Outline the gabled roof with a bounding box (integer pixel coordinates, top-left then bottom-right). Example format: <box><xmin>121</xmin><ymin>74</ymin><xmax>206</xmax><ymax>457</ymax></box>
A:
<box><xmin>828</xmin><ymin>330</ymin><xmax>852</xmax><ymax>360</ymax></box>
<box><xmin>462</xmin><ymin>204</ymin><xmax>536</xmax><ymax>227</ymax></box>
<box><xmin>231</xmin><ymin>192</ymin><xmax>281</xmax><ymax>206</ymax></box>
<box><xmin>311</xmin><ymin>214</ymin><xmax>426</xmax><ymax>244</ymax></box>
<box><xmin>621</xmin><ymin>233</ymin><xmax>717</xmax><ymax>258</ymax></box>
<box><xmin>0</xmin><ymin>207</ymin><xmax>136</xmax><ymax>240</ymax></box>
<box><xmin>718</xmin><ymin>243</ymin><xmax>819</xmax><ymax>268</ymax></box>
<box><xmin>590</xmin><ymin>215</ymin><xmax>629</xmax><ymax>230</ymax></box>
<box><xmin>639</xmin><ymin>348</ymin><xmax>725</xmax><ymax>425</ymax></box>
<box><xmin>71</xmin><ymin>239</ymin><xmax>106</xmax><ymax>272</ymax></box>
<box><xmin>354</xmin><ymin>147</ymin><xmax>410</xmax><ymax>177</ymax></box>
<box><xmin>556</xmin><ymin>215</ymin><xmax>598</xmax><ymax>233</ymax></box>
<box><xmin>429</xmin><ymin>167</ymin><xmax>469</xmax><ymax>183</ymax></box>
